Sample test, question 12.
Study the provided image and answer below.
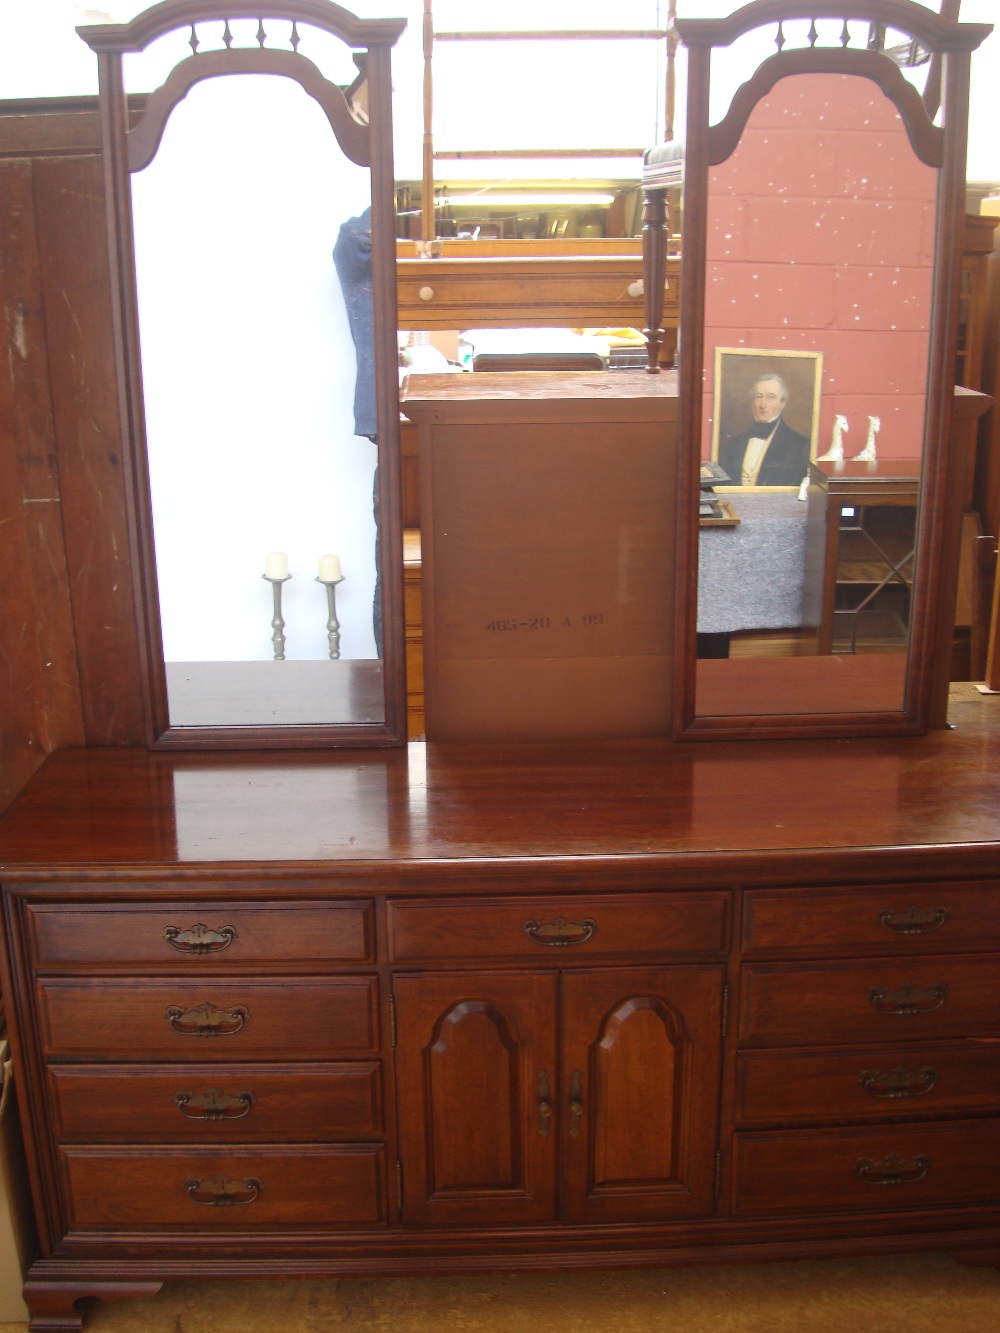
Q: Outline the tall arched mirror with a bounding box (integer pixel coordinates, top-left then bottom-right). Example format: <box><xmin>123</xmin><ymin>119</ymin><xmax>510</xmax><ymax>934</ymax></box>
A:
<box><xmin>674</xmin><ymin>1</ymin><xmax>990</xmax><ymax>739</ymax></box>
<box><xmin>79</xmin><ymin>1</ymin><xmax>408</xmax><ymax>748</ymax></box>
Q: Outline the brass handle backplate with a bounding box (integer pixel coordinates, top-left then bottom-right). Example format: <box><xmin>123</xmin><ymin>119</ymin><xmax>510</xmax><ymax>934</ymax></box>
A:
<box><xmin>860</xmin><ymin>1066</ymin><xmax>937</xmax><ymax>1099</ymax></box>
<box><xmin>538</xmin><ymin>1071</ymin><xmax>553</xmax><ymax>1137</ymax></box>
<box><xmin>165</xmin><ymin>1001</ymin><xmax>249</xmax><ymax>1037</ymax></box>
<box><xmin>868</xmin><ymin>983</ymin><xmax>947</xmax><ymax>1016</ymax></box>
<box><xmin>164</xmin><ymin>923</ymin><xmax>237</xmax><ymax>954</ymax></box>
<box><xmin>855</xmin><ymin>1154</ymin><xmax>930</xmax><ymax>1186</ymax></box>
<box><xmin>175</xmin><ymin>1088</ymin><xmax>255</xmax><ymax>1120</ymax></box>
<box><xmin>523</xmin><ymin>916</ymin><xmax>595</xmax><ymax>947</ymax></box>
<box><xmin>568</xmin><ymin>1069</ymin><xmax>584</xmax><ymax>1138</ymax></box>
<box><xmin>184</xmin><ymin>1174</ymin><xmax>262</xmax><ymax>1206</ymax></box>
<box><xmin>878</xmin><ymin>907</ymin><xmax>947</xmax><ymax>936</ymax></box>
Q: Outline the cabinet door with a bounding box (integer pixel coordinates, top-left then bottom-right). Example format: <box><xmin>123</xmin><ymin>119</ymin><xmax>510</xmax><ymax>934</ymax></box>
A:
<box><xmin>394</xmin><ymin>972</ymin><xmax>558</xmax><ymax>1226</ymax></box>
<box><xmin>560</xmin><ymin>967</ymin><xmax>724</xmax><ymax>1223</ymax></box>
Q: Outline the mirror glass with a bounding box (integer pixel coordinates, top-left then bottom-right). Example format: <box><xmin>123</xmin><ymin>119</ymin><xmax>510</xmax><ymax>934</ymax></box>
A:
<box><xmin>694</xmin><ymin>68</ymin><xmax>937</xmax><ymax>721</ymax></box>
<box><xmin>130</xmin><ymin>70</ymin><xmax>384</xmax><ymax>730</ymax></box>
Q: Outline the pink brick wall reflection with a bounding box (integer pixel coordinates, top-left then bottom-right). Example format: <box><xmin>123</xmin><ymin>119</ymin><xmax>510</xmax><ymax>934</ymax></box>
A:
<box><xmin>703</xmin><ymin>72</ymin><xmax>936</xmax><ymax>462</ymax></box>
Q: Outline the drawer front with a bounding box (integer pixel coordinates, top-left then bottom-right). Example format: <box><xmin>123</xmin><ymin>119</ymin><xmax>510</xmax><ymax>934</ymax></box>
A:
<box><xmin>388</xmin><ymin>892</ymin><xmax>729</xmax><ymax>963</ymax></box>
<box><xmin>26</xmin><ymin>900</ymin><xmax>373</xmax><ymax>967</ymax></box>
<box><xmin>743</xmin><ymin>882</ymin><xmax>1000</xmax><ymax>957</ymax></box>
<box><xmin>732</xmin><ymin>1119</ymin><xmax>1000</xmax><ymax>1215</ymax></box>
<box><xmin>60</xmin><ymin>1144</ymin><xmax>385</xmax><ymax>1228</ymax></box>
<box><xmin>736</xmin><ymin>1044</ymin><xmax>1000</xmax><ymax>1126</ymax></box>
<box><xmin>49</xmin><ymin>1062</ymin><xmax>383</xmax><ymax>1141</ymax></box>
<box><xmin>739</xmin><ymin>956</ymin><xmax>1000</xmax><ymax>1046</ymax></box>
<box><xmin>38</xmin><ymin>977</ymin><xmax>378</xmax><ymax>1060</ymax></box>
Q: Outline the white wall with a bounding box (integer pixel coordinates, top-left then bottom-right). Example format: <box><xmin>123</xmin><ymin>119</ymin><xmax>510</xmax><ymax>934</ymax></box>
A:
<box><xmin>132</xmin><ymin>74</ymin><xmax>378</xmax><ymax>662</ymax></box>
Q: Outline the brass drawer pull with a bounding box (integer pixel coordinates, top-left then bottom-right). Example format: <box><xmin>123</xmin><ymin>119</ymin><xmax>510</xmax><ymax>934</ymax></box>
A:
<box><xmin>859</xmin><ymin>1066</ymin><xmax>937</xmax><ymax>1099</ymax></box>
<box><xmin>568</xmin><ymin>1069</ymin><xmax>584</xmax><ymax>1138</ymax></box>
<box><xmin>878</xmin><ymin>907</ymin><xmax>947</xmax><ymax>936</ymax></box>
<box><xmin>165</xmin><ymin>1001</ymin><xmax>249</xmax><ymax>1037</ymax></box>
<box><xmin>163</xmin><ymin>923</ymin><xmax>237</xmax><ymax>954</ymax></box>
<box><xmin>174</xmin><ymin>1088</ymin><xmax>255</xmax><ymax>1120</ymax></box>
<box><xmin>537</xmin><ymin>1071</ymin><xmax>553</xmax><ymax>1137</ymax></box>
<box><xmin>184</xmin><ymin>1174</ymin><xmax>262</xmax><ymax>1206</ymax></box>
<box><xmin>855</xmin><ymin>1154</ymin><xmax>929</xmax><ymax>1186</ymax></box>
<box><xmin>523</xmin><ymin>916</ymin><xmax>595</xmax><ymax>947</ymax></box>
<box><xmin>868</xmin><ymin>982</ymin><xmax>947</xmax><ymax>1015</ymax></box>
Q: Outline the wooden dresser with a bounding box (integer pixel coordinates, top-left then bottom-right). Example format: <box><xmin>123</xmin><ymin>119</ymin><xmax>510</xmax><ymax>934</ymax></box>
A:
<box><xmin>1</xmin><ymin>688</ymin><xmax>999</xmax><ymax>1328</ymax></box>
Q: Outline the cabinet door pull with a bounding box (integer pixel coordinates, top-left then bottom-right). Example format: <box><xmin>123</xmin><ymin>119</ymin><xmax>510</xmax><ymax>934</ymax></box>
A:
<box><xmin>868</xmin><ymin>982</ymin><xmax>947</xmax><ymax>1015</ymax></box>
<box><xmin>184</xmin><ymin>1174</ymin><xmax>262</xmax><ymax>1206</ymax></box>
<box><xmin>854</xmin><ymin>1154</ymin><xmax>929</xmax><ymax>1186</ymax></box>
<box><xmin>878</xmin><ymin>907</ymin><xmax>947</xmax><ymax>936</ymax></box>
<box><xmin>859</xmin><ymin>1066</ymin><xmax>937</xmax><ymax>1099</ymax></box>
<box><xmin>568</xmin><ymin>1069</ymin><xmax>584</xmax><ymax>1138</ymax></box>
<box><xmin>174</xmin><ymin>1088</ymin><xmax>255</xmax><ymax>1120</ymax></box>
<box><xmin>163</xmin><ymin>923</ymin><xmax>237</xmax><ymax>954</ymax></box>
<box><xmin>537</xmin><ymin>1071</ymin><xmax>553</xmax><ymax>1137</ymax></box>
<box><xmin>523</xmin><ymin>916</ymin><xmax>595</xmax><ymax>947</ymax></box>
<box><xmin>165</xmin><ymin>1001</ymin><xmax>249</xmax><ymax>1037</ymax></box>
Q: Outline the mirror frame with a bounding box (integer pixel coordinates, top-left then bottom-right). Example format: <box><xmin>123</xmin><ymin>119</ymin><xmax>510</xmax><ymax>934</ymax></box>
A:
<box><xmin>79</xmin><ymin>0</ymin><xmax>409</xmax><ymax>749</ymax></box>
<box><xmin>674</xmin><ymin>0</ymin><xmax>991</xmax><ymax>740</ymax></box>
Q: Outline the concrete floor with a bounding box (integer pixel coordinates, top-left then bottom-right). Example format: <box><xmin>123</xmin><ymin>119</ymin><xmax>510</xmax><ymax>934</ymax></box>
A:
<box><xmin>2</xmin><ymin>1254</ymin><xmax>998</xmax><ymax>1332</ymax></box>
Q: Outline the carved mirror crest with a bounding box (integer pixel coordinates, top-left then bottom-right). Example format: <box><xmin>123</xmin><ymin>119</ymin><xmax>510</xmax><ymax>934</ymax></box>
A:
<box><xmin>674</xmin><ymin>0</ymin><xmax>990</xmax><ymax>739</ymax></box>
<box><xmin>79</xmin><ymin>1</ymin><xmax>408</xmax><ymax>748</ymax></box>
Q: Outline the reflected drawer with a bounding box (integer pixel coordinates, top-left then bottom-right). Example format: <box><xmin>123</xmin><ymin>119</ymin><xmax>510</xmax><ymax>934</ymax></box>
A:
<box><xmin>49</xmin><ymin>1062</ymin><xmax>383</xmax><ymax>1141</ymax></box>
<box><xmin>732</xmin><ymin>1118</ymin><xmax>1000</xmax><ymax>1215</ymax></box>
<box><xmin>743</xmin><ymin>882</ymin><xmax>1000</xmax><ymax>958</ymax></box>
<box><xmin>60</xmin><ymin>1144</ymin><xmax>385</xmax><ymax>1229</ymax></box>
<box><xmin>739</xmin><ymin>955</ymin><xmax>1000</xmax><ymax>1046</ymax></box>
<box><xmin>26</xmin><ymin>898</ymin><xmax>373</xmax><ymax>967</ymax></box>
<box><xmin>38</xmin><ymin>977</ymin><xmax>378</xmax><ymax>1060</ymax></box>
<box><xmin>388</xmin><ymin>893</ymin><xmax>729</xmax><ymax>963</ymax></box>
<box><xmin>735</xmin><ymin>1043</ymin><xmax>1000</xmax><ymax>1126</ymax></box>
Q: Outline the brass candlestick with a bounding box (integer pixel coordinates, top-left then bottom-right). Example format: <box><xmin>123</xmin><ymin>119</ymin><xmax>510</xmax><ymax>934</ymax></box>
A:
<box><xmin>262</xmin><ymin>572</ymin><xmax>291</xmax><ymax>660</ymax></box>
<box><xmin>316</xmin><ymin>574</ymin><xmax>345</xmax><ymax>659</ymax></box>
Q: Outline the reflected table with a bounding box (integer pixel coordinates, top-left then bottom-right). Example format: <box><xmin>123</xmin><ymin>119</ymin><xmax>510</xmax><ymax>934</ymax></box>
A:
<box><xmin>698</xmin><ymin>491</ymin><xmax>809</xmax><ymax>635</ymax></box>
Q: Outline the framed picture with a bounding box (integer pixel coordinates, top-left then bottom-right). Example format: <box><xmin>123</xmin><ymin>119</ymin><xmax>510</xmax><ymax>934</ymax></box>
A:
<box><xmin>711</xmin><ymin>348</ymin><xmax>823</xmax><ymax>489</ymax></box>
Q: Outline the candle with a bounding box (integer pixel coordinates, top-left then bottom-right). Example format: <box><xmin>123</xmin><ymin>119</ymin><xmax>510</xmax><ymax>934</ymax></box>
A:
<box><xmin>264</xmin><ymin>551</ymin><xmax>288</xmax><ymax>580</ymax></box>
<box><xmin>319</xmin><ymin>553</ymin><xmax>342</xmax><ymax>581</ymax></box>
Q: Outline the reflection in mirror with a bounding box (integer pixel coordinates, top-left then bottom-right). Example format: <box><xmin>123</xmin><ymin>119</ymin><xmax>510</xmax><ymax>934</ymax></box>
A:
<box><xmin>131</xmin><ymin>73</ymin><xmax>382</xmax><ymax>728</ymax></box>
<box><xmin>79</xmin><ymin>3</ymin><xmax>408</xmax><ymax>748</ymax></box>
<box><xmin>695</xmin><ymin>70</ymin><xmax>936</xmax><ymax>720</ymax></box>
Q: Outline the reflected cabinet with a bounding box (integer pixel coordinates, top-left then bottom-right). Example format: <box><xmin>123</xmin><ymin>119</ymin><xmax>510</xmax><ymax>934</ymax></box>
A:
<box><xmin>805</xmin><ymin>459</ymin><xmax>920</xmax><ymax>655</ymax></box>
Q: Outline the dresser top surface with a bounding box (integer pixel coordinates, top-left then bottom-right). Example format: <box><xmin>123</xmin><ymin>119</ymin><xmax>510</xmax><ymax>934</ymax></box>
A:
<box><xmin>0</xmin><ymin>689</ymin><xmax>998</xmax><ymax>881</ymax></box>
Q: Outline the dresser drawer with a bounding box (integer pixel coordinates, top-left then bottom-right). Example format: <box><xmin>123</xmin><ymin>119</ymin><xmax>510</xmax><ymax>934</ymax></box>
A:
<box><xmin>49</xmin><ymin>1062</ymin><xmax>383</xmax><ymax>1141</ymax></box>
<box><xmin>26</xmin><ymin>899</ymin><xmax>373</xmax><ymax>967</ymax></box>
<box><xmin>739</xmin><ymin>956</ymin><xmax>1000</xmax><ymax>1046</ymax></box>
<box><xmin>743</xmin><ymin>882</ymin><xmax>1000</xmax><ymax>958</ymax></box>
<box><xmin>59</xmin><ymin>1144</ymin><xmax>386</xmax><ymax>1228</ymax></box>
<box><xmin>736</xmin><ymin>1043</ymin><xmax>1000</xmax><ymax>1126</ymax></box>
<box><xmin>388</xmin><ymin>892</ymin><xmax>729</xmax><ymax>963</ymax></box>
<box><xmin>732</xmin><ymin>1118</ymin><xmax>1000</xmax><ymax>1215</ymax></box>
<box><xmin>38</xmin><ymin>977</ymin><xmax>378</xmax><ymax>1060</ymax></box>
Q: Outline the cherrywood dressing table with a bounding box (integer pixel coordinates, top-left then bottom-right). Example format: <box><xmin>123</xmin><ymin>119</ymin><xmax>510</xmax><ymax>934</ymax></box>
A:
<box><xmin>1</xmin><ymin>689</ymin><xmax>1000</xmax><ymax>1328</ymax></box>
<box><xmin>2</xmin><ymin>4</ymin><xmax>996</xmax><ymax>1328</ymax></box>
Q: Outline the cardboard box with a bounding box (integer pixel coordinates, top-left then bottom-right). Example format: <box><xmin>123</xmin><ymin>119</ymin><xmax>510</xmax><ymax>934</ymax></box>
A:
<box><xmin>402</xmin><ymin>370</ymin><xmax>679</xmax><ymax>740</ymax></box>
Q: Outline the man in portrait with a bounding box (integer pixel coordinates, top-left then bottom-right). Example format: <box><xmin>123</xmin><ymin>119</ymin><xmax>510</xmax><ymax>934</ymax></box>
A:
<box><xmin>718</xmin><ymin>372</ymin><xmax>811</xmax><ymax>486</ymax></box>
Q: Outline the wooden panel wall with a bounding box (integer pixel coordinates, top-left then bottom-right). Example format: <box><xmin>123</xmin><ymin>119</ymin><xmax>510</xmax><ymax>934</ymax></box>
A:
<box><xmin>0</xmin><ymin>100</ymin><xmax>144</xmax><ymax>815</ymax></box>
